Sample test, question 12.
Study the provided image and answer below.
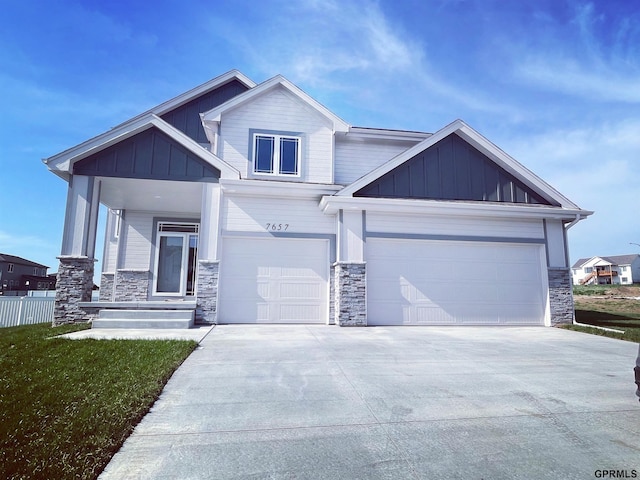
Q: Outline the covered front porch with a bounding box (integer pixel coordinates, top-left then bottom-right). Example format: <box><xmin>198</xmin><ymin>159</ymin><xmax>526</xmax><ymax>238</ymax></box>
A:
<box><xmin>47</xmin><ymin>119</ymin><xmax>235</xmax><ymax>327</ymax></box>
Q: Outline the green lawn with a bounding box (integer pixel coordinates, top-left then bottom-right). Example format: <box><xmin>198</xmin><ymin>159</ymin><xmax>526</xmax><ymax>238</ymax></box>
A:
<box><xmin>0</xmin><ymin>323</ymin><xmax>197</xmax><ymax>480</ymax></box>
<box><xmin>564</xmin><ymin>286</ymin><xmax>640</xmax><ymax>343</ymax></box>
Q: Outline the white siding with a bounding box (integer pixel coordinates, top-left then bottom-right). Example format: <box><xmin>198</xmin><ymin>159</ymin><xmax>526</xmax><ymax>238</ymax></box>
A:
<box><xmin>334</xmin><ymin>137</ymin><xmax>418</xmax><ymax>185</ymax></box>
<box><xmin>223</xmin><ymin>195</ymin><xmax>335</xmax><ymax>234</ymax></box>
<box><xmin>102</xmin><ymin>209</ymin><xmax>119</xmax><ymax>273</ymax></box>
<box><xmin>366</xmin><ymin>213</ymin><xmax>544</xmax><ymax>239</ymax></box>
<box><xmin>220</xmin><ymin>87</ymin><xmax>334</xmax><ymax>183</ymax></box>
<box><xmin>120</xmin><ymin>211</ymin><xmax>154</xmax><ymax>270</ymax></box>
<box><xmin>545</xmin><ymin>219</ymin><xmax>567</xmax><ymax>267</ymax></box>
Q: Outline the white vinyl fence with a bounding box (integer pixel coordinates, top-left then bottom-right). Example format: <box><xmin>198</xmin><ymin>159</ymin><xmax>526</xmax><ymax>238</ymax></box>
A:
<box><xmin>0</xmin><ymin>297</ymin><xmax>55</xmax><ymax>328</ymax></box>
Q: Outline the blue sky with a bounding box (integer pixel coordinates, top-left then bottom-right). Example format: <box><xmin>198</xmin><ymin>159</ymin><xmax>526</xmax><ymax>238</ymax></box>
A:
<box><xmin>1</xmin><ymin>0</ymin><xmax>639</xmax><ymax>278</ymax></box>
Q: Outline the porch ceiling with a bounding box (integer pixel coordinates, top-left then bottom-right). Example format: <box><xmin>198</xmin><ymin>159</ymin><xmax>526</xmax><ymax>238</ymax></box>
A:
<box><xmin>98</xmin><ymin>177</ymin><xmax>203</xmax><ymax>213</ymax></box>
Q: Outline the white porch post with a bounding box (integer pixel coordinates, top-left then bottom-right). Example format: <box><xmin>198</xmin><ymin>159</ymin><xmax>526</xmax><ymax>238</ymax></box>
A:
<box><xmin>196</xmin><ymin>183</ymin><xmax>222</xmax><ymax>323</ymax></box>
<box><xmin>334</xmin><ymin>209</ymin><xmax>367</xmax><ymax>326</ymax></box>
<box><xmin>54</xmin><ymin>175</ymin><xmax>100</xmax><ymax>325</ymax></box>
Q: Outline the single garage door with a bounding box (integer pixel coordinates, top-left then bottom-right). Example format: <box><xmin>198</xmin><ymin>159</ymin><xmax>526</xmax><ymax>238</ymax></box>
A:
<box><xmin>218</xmin><ymin>237</ymin><xmax>329</xmax><ymax>324</ymax></box>
<box><xmin>367</xmin><ymin>238</ymin><xmax>546</xmax><ymax>326</ymax></box>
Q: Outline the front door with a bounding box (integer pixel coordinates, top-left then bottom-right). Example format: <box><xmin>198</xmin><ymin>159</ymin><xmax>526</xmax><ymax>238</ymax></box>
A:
<box><xmin>153</xmin><ymin>222</ymin><xmax>199</xmax><ymax>297</ymax></box>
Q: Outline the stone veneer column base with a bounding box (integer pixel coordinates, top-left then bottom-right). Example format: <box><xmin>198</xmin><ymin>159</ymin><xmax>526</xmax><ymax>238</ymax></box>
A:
<box><xmin>548</xmin><ymin>267</ymin><xmax>574</xmax><ymax>326</ymax></box>
<box><xmin>334</xmin><ymin>262</ymin><xmax>367</xmax><ymax>326</ymax></box>
<box><xmin>54</xmin><ymin>256</ymin><xmax>96</xmax><ymax>326</ymax></box>
<box><xmin>196</xmin><ymin>260</ymin><xmax>219</xmax><ymax>324</ymax></box>
<box><xmin>114</xmin><ymin>270</ymin><xmax>150</xmax><ymax>301</ymax></box>
<box><xmin>99</xmin><ymin>273</ymin><xmax>114</xmax><ymax>302</ymax></box>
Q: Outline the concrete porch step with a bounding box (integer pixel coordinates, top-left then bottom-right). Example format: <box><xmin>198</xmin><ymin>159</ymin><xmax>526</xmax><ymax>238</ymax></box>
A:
<box><xmin>93</xmin><ymin>309</ymin><xmax>195</xmax><ymax>329</ymax></box>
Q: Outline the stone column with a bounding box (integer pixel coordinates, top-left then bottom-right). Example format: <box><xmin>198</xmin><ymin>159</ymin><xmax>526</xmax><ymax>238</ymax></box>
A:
<box><xmin>99</xmin><ymin>273</ymin><xmax>114</xmax><ymax>302</ymax></box>
<box><xmin>334</xmin><ymin>262</ymin><xmax>367</xmax><ymax>326</ymax></box>
<box><xmin>548</xmin><ymin>267</ymin><xmax>574</xmax><ymax>325</ymax></box>
<box><xmin>196</xmin><ymin>260</ymin><xmax>219</xmax><ymax>324</ymax></box>
<box><xmin>54</xmin><ymin>256</ymin><xmax>96</xmax><ymax>325</ymax></box>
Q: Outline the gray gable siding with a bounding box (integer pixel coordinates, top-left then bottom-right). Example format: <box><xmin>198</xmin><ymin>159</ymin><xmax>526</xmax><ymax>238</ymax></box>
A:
<box><xmin>160</xmin><ymin>79</ymin><xmax>249</xmax><ymax>143</ymax></box>
<box><xmin>355</xmin><ymin>133</ymin><xmax>557</xmax><ymax>206</ymax></box>
<box><xmin>73</xmin><ymin>127</ymin><xmax>220</xmax><ymax>182</ymax></box>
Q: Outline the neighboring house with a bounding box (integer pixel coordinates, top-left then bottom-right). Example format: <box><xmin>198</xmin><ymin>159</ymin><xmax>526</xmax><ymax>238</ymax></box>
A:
<box><xmin>44</xmin><ymin>70</ymin><xmax>592</xmax><ymax>327</ymax></box>
<box><xmin>572</xmin><ymin>255</ymin><xmax>640</xmax><ymax>285</ymax></box>
<box><xmin>0</xmin><ymin>254</ymin><xmax>52</xmax><ymax>294</ymax></box>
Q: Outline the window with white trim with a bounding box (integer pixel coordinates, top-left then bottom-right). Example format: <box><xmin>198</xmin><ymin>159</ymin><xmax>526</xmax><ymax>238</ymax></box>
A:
<box><xmin>252</xmin><ymin>133</ymin><xmax>301</xmax><ymax>176</ymax></box>
<box><xmin>8</xmin><ymin>263</ymin><xmax>14</xmax><ymax>273</ymax></box>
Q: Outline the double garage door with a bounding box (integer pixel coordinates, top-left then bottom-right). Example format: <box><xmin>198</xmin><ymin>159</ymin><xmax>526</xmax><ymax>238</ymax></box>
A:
<box><xmin>218</xmin><ymin>237</ymin><xmax>329</xmax><ymax>324</ymax></box>
<box><xmin>367</xmin><ymin>238</ymin><xmax>546</xmax><ymax>326</ymax></box>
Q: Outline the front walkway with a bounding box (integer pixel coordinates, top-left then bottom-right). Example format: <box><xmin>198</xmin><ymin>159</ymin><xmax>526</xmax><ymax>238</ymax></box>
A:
<box><xmin>99</xmin><ymin>326</ymin><xmax>640</xmax><ymax>479</ymax></box>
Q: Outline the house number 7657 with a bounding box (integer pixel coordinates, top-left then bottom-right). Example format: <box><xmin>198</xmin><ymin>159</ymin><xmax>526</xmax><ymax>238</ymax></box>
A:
<box><xmin>266</xmin><ymin>223</ymin><xmax>289</xmax><ymax>231</ymax></box>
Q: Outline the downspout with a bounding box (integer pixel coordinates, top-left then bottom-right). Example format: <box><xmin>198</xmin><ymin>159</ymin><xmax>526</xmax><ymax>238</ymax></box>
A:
<box><xmin>564</xmin><ymin>213</ymin><xmax>582</xmax><ymax>231</ymax></box>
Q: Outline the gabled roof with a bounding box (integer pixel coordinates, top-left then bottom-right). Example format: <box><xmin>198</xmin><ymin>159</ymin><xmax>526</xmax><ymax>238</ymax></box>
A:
<box><xmin>44</xmin><ymin>70</ymin><xmax>253</xmax><ymax>180</ymax></box>
<box><xmin>573</xmin><ymin>254</ymin><xmax>640</xmax><ymax>268</ymax></box>
<box><xmin>44</xmin><ymin>114</ymin><xmax>240</xmax><ymax>181</ymax></box>
<box><xmin>0</xmin><ymin>254</ymin><xmax>48</xmax><ymax>269</ymax></box>
<box><xmin>200</xmin><ymin>74</ymin><xmax>350</xmax><ymax>133</ymax></box>
<box><xmin>115</xmin><ymin>70</ymin><xmax>255</xmax><ymax>126</ymax></box>
<box><xmin>337</xmin><ymin>119</ymin><xmax>582</xmax><ymax>210</ymax></box>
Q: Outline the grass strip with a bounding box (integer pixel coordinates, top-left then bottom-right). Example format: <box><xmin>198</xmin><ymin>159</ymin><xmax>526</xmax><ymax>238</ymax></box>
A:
<box><xmin>0</xmin><ymin>323</ymin><xmax>197</xmax><ymax>480</ymax></box>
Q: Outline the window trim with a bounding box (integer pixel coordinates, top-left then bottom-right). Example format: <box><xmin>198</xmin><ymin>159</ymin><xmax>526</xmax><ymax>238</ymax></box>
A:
<box><xmin>249</xmin><ymin>129</ymin><xmax>302</xmax><ymax>178</ymax></box>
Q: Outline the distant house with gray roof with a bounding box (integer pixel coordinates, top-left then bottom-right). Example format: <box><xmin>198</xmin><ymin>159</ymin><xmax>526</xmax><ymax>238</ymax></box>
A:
<box><xmin>0</xmin><ymin>254</ymin><xmax>53</xmax><ymax>294</ymax></box>
<box><xmin>571</xmin><ymin>254</ymin><xmax>640</xmax><ymax>285</ymax></box>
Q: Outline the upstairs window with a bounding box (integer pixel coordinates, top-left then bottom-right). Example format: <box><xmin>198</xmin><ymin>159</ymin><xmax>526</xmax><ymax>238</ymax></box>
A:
<box><xmin>252</xmin><ymin>133</ymin><xmax>301</xmax><ymax>176</ymax></box>
<box><xmin>8</xmin><ymin>263</ymin><xmax>14</xmax><ymax>273</ymax></box>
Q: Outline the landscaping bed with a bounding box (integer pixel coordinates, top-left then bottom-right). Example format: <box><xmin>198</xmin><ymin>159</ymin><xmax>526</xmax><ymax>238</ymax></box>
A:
<box><xmin>0</xmin><ymin>323</ymin><xmax>197</xmax><ymax>480</ymax></box>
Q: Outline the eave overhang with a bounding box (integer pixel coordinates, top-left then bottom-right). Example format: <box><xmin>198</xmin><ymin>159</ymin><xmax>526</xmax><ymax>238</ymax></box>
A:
<box><xmin>43</xmin><ymin>114</ymin><xmax>240</xmax><ymax>182</ymax></box>
<box><xmin>200</xmin><ymin>75</ymin><xmax>350</xmax><ymax>138</ymax></box>
<box><xmin>338</xmin><ymin>119</ymin><xmax>581</xmax><ymax>210</ymax></box>
<box><xmin>319</xmin><ymin>195</ymin><xmax>593</xmax><ymax>222</ymax></box>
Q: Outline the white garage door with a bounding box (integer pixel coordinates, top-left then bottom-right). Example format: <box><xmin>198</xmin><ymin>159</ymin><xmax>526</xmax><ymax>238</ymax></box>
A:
<box><xmin>367</xmin><ymin>238</ymin><xmax>546</xmax><ymax>326</ymax></box>
<box><xmin>218</xmin><ymin>237</ymin><xmax>329</xmax><ymax>324</ymax></box>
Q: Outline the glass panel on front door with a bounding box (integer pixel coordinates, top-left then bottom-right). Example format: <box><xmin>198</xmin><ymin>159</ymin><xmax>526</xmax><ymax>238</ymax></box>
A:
<box><xmin>156</xmin><ymin>236</ymin><xmax>184</xmax><ymax>293</ymax></box>
<box><xmin>154</xmin><ymin>223</ymin><xmax>199</xmax><ymax>297</ymax></box>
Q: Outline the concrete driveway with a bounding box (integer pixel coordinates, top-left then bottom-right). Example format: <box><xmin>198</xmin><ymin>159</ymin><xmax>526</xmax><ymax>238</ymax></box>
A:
<box><xmin>100</xmin><ymin>326</ymin><xmax>640</xmax><ymax>479</ymax></box>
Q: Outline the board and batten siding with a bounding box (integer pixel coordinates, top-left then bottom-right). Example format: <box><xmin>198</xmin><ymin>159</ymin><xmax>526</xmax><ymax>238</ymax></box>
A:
<box><xmin>366</xmin><ymin>213</ymin><xmax>545</xmax><ymax>239</ymax></box>
<box><xmin>220</xmin><ymin>87</ymin><xmax>334</xmax><ymax>183</ymax></box>
<box><xmin>223</xmin><ymin>195</ymin><xmax>335</xmax><ymax>235</ymax></box>
<box><xmin>334</xmin><ymin>137</ymin><xmax>419</xmax><ymax>185</ymax></box>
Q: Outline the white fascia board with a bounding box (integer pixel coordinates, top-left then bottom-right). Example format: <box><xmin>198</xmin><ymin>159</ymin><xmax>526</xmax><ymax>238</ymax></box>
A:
<box><xmin>221</xmin><ymin>178</ymin><xmax>342</xmax><ymax>199</ymax></box>
<box><xmin>338</xmin><ymin>119</ymin><xmax>581</xmax><ymax>210</ymax></box>
<box><xmin>346</xmin><ymin>127</ymin><xmax>431</xmax><ymax>141</ymax></box>
<box><xmin>113</xmin><ymin>70</ymin><xmax>256</xmax><ymax>128</ymax></box>
<box><xmin>453</xmin><ymin>123</ymin><xmax>580</xmax><ymax>210</ymax></box>
<box><xmin>201</xmin><ymin>75</ymin><xmax>350</xmax><ymax>133</ymax></box>
<box><xmin>319</xmin><ymin>195</ymin><xmax>592</xmax><ymax>221</ymax></box>
<box><xmin>44</xmin><ymin>114</ymin><xmax>240</xmax><ymax>181</ymax></box>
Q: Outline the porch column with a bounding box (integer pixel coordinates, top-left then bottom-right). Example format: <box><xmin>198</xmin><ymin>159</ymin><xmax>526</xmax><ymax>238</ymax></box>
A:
<box><xmin>196</xmin><ymin>183</ymin><xmax>221</xmax><ymax>323</ymax></box>
<box><xmin>54</xmin><ymin>175</ymin><xmax>100</xmax><ymax>325</ymax></box>
<box><xmin>334</xmin><ymin>210</ymin><xmax>367</xmax><ymax>326</ymax></box>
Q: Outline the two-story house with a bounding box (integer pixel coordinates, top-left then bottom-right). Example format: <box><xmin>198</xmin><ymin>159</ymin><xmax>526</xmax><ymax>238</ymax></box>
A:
<box><xmin>0</xmin><ymin>254</ymin><xmax>52</xmax><ymax>294</ymax></box>
<box><xmin>572</xmin><ymin>255</ymin><xmax>640</xmax><ymax>285</ymax></box>
<box><xmin>44</xmin><ymin>70</ymin><xmax>592</xmax><ymax>327</ymax></box>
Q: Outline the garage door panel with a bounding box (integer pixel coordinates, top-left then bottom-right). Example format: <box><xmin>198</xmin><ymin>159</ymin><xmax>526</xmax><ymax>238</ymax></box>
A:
<box><xmin>219</xmin><ymin>237</ymin><xmax>328</xmax><ymax>324</ymax></box>
<box><xmin>367</xmin><ymin>238</ymin><xmax>545</xmax><ymax>326</ymax></box>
